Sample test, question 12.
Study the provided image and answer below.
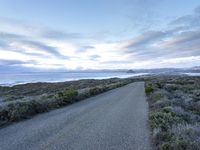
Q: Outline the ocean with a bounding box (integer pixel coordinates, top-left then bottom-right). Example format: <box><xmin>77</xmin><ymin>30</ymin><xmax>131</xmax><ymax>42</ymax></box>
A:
<box><xmin>0</xmin><ymin>72</ymin><xmax>148</xmax><ymax>86</ymax></box>
<box><xmin>1</xmin><ymin>72</ymin><xmax>200</xmax><ymax>86</ymax></box>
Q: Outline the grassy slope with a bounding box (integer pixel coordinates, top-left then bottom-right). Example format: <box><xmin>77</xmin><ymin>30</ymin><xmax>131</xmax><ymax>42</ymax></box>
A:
<box><xmin>145</xmin><ymin>75</ymin><xmax>200</xmax><ymax>150</ymax></box>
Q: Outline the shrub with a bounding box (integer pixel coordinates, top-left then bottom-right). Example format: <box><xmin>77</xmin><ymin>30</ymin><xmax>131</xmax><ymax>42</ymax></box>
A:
<box><xmin>192</xmin><ymin>101</ymin><xmax>200</xmax><ymax>114</ymax></box>
<box><xmin>160</xmin><ymin>142</ymin><xmax>173</xmax><ymax>150</ymax></box>
<box><xmin>89</xmin><ymin>87</ymin><xmax>103</xmax><ymax>96</ymax></box>
<box><xmin>145</xmin><ymin>83</ymin><xmax>154</xmax><ymax>94</ymax></box>
<box><xmin>164</xmin><ymin>84</ymin><xmax>179</xmax><ymax>92</ymax></box>
<box><xmin>0</xmin><ymin>106</ymin><xmax>9</xmax><ymax>121</ymax></box>
<box><xmin>6</xmin><ymin>101</ymin><xmax>37</xmax><ymax>121</ymax></box>
<box><xmin>152</xmin><ymin>99</ymin><xmax>174</xmax><ymax>110</ymax></box>
<box><xmin>33</xmin><ymin>100</ymin><xmax>49</xmax><ymax>113</ymax></box>
<box><xmin>58</xmin><ymin>88</ymin><xmax>78</xmax><ymax>99</ymax></box>
<box><xmin>170</xmin><ymin>107</ymin><xmax>194</xmax><ymax>123</ymax></box>
<box><xmin>173</xmin><ymin>136</ymin><xmax>200</xmax><ymax>150</ymax></box>
<box><xmin>57</xmin><ymin>88</ymin><xmax>78</xmax><ymax>103</ymax></box>
<box><xmin>182</xmin><ymin>84</ymin><xmax>196</xmax><ymax>93</ymax></box>
<box><xmin>154</xmin><ymin>131</ymin><xmax>172</xmax><ymax>145</ymax></box>
<box><xmin>156</xmin><ymin>82</ymin><xmax>164</xmax><ymax>89</ymax></box>
<box><xmin>152</xmin><ymin>92</ymin><xmax>162</xmax><ymax>102</ymax></box>
<box><xmin>149</xmin><ymin>111</ymin><xmax>182</xmax><ymax>131</ymax></box>
<box><xmin>35</xmin><ymin>98</ymin><xmax>59</xmax><ymax>111</ymax></box>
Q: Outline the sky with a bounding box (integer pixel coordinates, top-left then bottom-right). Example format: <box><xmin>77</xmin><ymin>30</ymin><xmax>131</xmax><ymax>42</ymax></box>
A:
<box><xmin>0</xmin><ymin>0</ymin><xmax>200</xmax><ymax>72</ymax></box>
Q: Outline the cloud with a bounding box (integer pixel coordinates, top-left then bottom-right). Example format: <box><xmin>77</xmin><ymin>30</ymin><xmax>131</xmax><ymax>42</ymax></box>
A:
<box><xmin>89</xmin><ymin>55</ymin><xmax>101</xmax><ymax>60</ymax></box>
<box><xmin>101</xmin><ymin>60</ymin><xmax>132</xmax><ymax>64</ymax></box>
<box><xmin>40</xmin><ymin>29</ymin><xmax>82</xmax><ymax>40</ymax></box>
<box><xmin>1</xmin><ymin>5</ymin><xmax>200</xmax><ymax>71</ymax></box>
<box><xmin>170</xmin><ymin>5</ymin><xmax>200</xmax><ymax>28</ymax></box>
<box><xmin>116</xmin><ymin>5</ymin><xmax>200</xmax><ymax>64</ymax></box>
<box><xmin>76</xmin><ymin>45</ymin><xmax>95</xmax><ymax>53</ymax></box>
<box><xmin>125</xmin><ymin>31</ymin><xmax>166</xmax><ymax>49</ymax></box>
<box><xmin>194</xmin><ymin>5</ymin><xmax>200</xmax><ymax>14</ymax></box>
<box><xmin>0</xmin><ymin>17</ymin><xmax>85</xmax><ymax>41</ymax></box>
<box><xmin>0</xmin><ymin>40</ymin><xmax>7</xmax><ymax>48</ymax></box>
<box><xmin>21</xmin><ymin>40</ymin><xmax>68</xmax><ymax>59</ymax></box>
<box><xmin>161</xmin><ymin>30</ymin><xmax>200</xmax><ymax>48</ymax></box>
<box><xmin>0</xmin><ymin>32</ymin><xmax>24</xmax><ymax>39</ymax></box>
<box><xmin>0</xmin><ymin>30</ymin><xmax>70</xmax><ymax>59</ymax></box>
<box><xmin>0</xmin><ymin>59</ymin><xmax>26</xmax><ymax>66</ymax></box>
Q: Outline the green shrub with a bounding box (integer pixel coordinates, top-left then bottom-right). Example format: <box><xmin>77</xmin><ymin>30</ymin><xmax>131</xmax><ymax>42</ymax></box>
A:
<box><xmin>173</xmin><ymin>136</ymin><xmax>200</xmax><ymax>150</ymax></box>
<box><xmin>150</xmin><ymin>111</ymin><xmax>182</xmax><ymax>131</ymax></box>
<box><xmin>145</xmin><ymin>84</ymin><xmax>154</xmax><ymax>94</ymax></box>
<box><xmin>162</xmin><ymin>106</ymin><xmax>173</xmax><ymax>114</ymax></box>
<box><xmin>89</xmin><ymin>87</ymin><xmax>102</xmax><ymax>96</ymax></box>
<box><xmin>154</xmin><ymin>131</ymin><xmax>172</xmax><ymax>144</ymax></box>
<box><xmin>58</xmin><ymin>88</ymin><xmax>78</xmax><ymax>98</ymax></box>
<box><xmin>164</xmin><ymin>84</ymin><xmax>179</xmax><ymax>92</ymax></box>
<box><xmin>156</xmin><ymin>82</ymin><xmax>164</xmax><ymax>89</ymax></box>
<box><xmin>182</xmin><ymin>84</ymin><xmax>195</xmax><ymax>93</ymax></box>
<box><xmin>152</xmin><ymin>93</ymin><xmax>162</xmax><ymax>102</ymax></box>
<box><xmin>35</xmin><ymin>98</ymin><xmax>59</xmax><ymax>111</ymax></box>
<box><xmin>160</xmin><ymin>142</ymin><xmax>173</xmax><ymax>150</ymax></box>
<box><xmin>174</xmin><ymin>137</ymin><xmax>188</xmax><ymax>150</ymax></box>
<box><xmin>57</xmin><ymin>88</ymin><xmax>78</xmax><ymax>103</ymax></box>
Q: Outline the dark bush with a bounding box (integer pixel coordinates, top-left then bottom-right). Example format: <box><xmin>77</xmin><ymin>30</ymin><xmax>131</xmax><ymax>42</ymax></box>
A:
<box><xmin>192</xmin><ymin>101</ymin><xmax>200</xmax><ymax>114</ymax></box>
<box><xmin>160</xmin><ymin>142</ymin><xmax>173</xmax><ymax>150</ymax></box>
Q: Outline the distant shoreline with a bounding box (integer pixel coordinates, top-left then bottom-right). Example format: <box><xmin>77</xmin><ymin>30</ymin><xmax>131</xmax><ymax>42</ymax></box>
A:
<box><xmin>0</xmin><ymin>72</ymin><xmax>149</xmax><ymax>87</ymax></box>
<box><xmin>1</xmin><ymin>72</ymin><xmax>200</xmax><ymax>87</ymax></box>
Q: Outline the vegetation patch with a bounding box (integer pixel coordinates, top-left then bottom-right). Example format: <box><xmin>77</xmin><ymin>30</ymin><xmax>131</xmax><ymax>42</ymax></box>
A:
<box><xmin>145</xmin><ymin>82</ymin><xmax>154</xmax><ymax>94</ymax></box>
<box><xmin>0</xmin><ymin>78</ymin><xmax>139</xmax><ymax>127</ymax></box>
<box><xmin>145</xmin><ymin>75</ymin><xmax>200</xmax><ymax>150</ymax></box>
